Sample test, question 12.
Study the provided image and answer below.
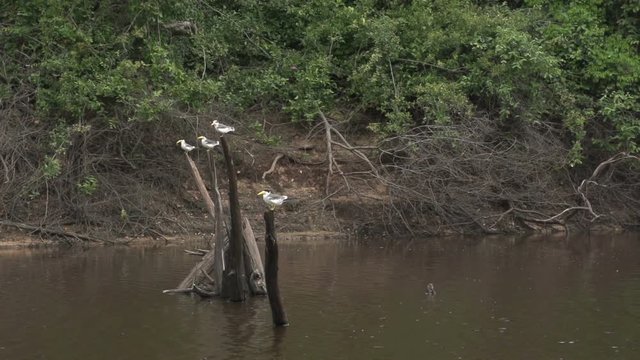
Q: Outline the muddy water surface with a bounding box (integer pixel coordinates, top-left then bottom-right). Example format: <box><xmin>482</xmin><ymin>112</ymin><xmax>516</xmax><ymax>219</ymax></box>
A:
<box><xmin>1</xmin><ymin>234</ymin><xmax>639</xmax><ymax>359</ymax></box>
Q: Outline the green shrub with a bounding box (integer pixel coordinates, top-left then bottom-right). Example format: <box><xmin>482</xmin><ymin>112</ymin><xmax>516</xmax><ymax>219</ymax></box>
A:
<box><xmin>2</xmin><ymin>0</ymin><xmax>638</xmax><ymax>164</ymax></box>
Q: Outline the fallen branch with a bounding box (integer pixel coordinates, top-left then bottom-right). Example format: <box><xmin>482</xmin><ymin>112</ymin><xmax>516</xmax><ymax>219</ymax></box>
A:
<box><xmin>184</xmin><ymin>249</ymin><xmax>207</xmax><ymax>256</ymax></box>
<box><xmin>200</xmin><ymin>268</ymin><xmax>216</xmax><ymax>283</ymax></box>
<box><xmin>513</xmin><ymin>152</ymin><xmax>639</xmax><ymax>225</ymax></box>
<box><xmin>177</xmin><ymin>248</ymin><xmax>217</xmax><ymax>290</ymax></box>
<box><xmin>193</xmin><ymin>283</ymin><xmax>216</xmax><ymax>297</ymax></box>
<box><xmin>162</xmin><ymin>287</ymin><xmax>194</xmax><ymax>294</ymax></box>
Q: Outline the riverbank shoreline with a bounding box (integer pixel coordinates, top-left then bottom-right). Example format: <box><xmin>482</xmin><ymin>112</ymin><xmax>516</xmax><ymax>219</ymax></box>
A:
<box><xmin>2</xmin><ymin>223</ymin><xmax>633</xmax><ymax>249</ymax></box>
<box><xmin>0</xmin><ymin>228</ymin><xmax>349</xmax><ymax>249</ymax></box>
<box><xmin>2</xmin><ymin>119</ymin><xmax>638</xmax><ymax>243</ymax></box>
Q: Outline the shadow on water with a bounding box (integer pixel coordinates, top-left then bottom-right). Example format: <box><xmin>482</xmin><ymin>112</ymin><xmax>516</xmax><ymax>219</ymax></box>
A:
<box><xmin>1</xmin><ymin>233</ymin><xmax>639</xmax><ymax>359</ymax></box>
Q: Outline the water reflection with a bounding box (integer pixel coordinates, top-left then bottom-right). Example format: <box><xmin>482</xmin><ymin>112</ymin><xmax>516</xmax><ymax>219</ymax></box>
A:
<box><xmin>0</xmin><ymin>233</ymin><xmax>639</xmax><ymax>359</ymax></box>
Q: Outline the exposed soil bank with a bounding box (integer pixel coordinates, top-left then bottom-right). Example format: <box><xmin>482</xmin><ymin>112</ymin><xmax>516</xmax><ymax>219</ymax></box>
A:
<box><xmin>2</xmin><ymin>117</ymin><xmax>639</xmax><ymax>246</ymax></box>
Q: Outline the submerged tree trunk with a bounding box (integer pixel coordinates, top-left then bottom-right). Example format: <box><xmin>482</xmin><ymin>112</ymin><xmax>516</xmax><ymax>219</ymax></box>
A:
<box><xmin>264</xmin><ymin>210</ymin><xmax>289</xmax><ymax>326</ymax></box>
<box><xmin>220</xmin><ymin>136</ymin><xmax>247</xmax><ymax>301</ymax></box>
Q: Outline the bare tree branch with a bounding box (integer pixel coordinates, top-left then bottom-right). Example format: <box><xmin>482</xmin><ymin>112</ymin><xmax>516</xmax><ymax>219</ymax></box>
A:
<box><xmin>262</xmin><ymin>153</ymin><xmax>284</xmax><ymax>180</ymax></box>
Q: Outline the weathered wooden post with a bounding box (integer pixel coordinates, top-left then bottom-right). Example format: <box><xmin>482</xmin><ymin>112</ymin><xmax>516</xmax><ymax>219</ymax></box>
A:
<box><xmin>264</xmin><ymin>210</ymin><xmax>289</xmax><ymax>326</ymax></box>
<box><xmin>220</xmin><ymin>136</ymin><xmax>247</xmax><ymax>301</ymax></box>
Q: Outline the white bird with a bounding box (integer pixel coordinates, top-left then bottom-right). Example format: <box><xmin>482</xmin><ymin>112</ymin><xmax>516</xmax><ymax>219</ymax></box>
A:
<box><xmin>176</xmin><ymin>139</ymin><xmax>196</xmax><ymax>152</ymax></box>
<box><xmin>211</xmin><ymin>120</ymin><xmax>235</xmax><ymax>134</ymax></box>
<box><xmin>257</xmin><ymin>190</ymin><xmax>288</xmax><ymax>210</ymax></box>
<box><xmin>197</xmin><ymin>136</ymin><xmax>220</xmax><ymax>150</ymax></box>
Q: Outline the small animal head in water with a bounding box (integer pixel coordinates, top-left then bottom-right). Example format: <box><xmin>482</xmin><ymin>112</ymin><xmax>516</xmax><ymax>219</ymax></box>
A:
<box><xmin>426</xmin><ymin>283</ymin><xmax>436</xmax><ymax>296</ymax></box>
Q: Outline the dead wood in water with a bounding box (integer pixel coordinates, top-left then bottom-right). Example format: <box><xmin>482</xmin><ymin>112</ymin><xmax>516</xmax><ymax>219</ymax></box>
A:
<box><xmin>170</xmin><ymin>140</ymin><xmax>265</xmax><ymax>299</ymax></box>
<box><xmin>162</xmin><ymin>288</ymin><xmax>194</xmax><ymax>294</ymax></box>
<box><xmin>220</xmin><ymin>136</ymin><xmax>247</xmax><ymax>301</ymax></box>
<box><xmin>177</xmin><ymin>248</ymin><xmax>217</xmax><ymax>291</ymax></box>
<box><xmin>264</xmin><ymin>210</ymin><xmax>289</xmax><ymax>327</ymax></box>
<box><xmin>184</xmin><ymin>249</ymin><xmax>207</xmax><ymax>256</ymax></box>
<box><xmin>207</xmin><ymin>151</ymin><xmax>226</xmax><ymax>293</ymax></box>
<box><xmin>193</xmin><ymin>283</ymin><xmax>216</xmax><ymax>297</ymax></box>
<box><xmin>212</xmin><ymin>211</ymin><xmax>226</xmax><ymax>294</ymax></box>
<box><xmin>242</xmin><ymin>217</ymin><xmax>267</xmax><ymax>295</ymax></box>
<box><xmin>173</xmin><ymin>152</ymin><xmax>226</xmax><ymax>295</ymax></box>
<box><xmin>170</xmin><ymin>235</ymin><xmax>229</xmax><ymax>296</ymax></box>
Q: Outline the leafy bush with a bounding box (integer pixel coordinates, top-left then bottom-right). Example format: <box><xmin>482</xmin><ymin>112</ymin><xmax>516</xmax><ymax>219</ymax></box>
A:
<box><xmin>1</xmin><ymin>0</ymin><xmax>638</xmax><ymax>227</ymax></box>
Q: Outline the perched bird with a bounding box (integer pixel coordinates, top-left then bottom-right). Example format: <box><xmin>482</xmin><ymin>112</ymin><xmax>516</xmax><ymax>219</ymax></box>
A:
<box><xmin>257</xmin><ymin>190</ymin><xmax>288</xmax><ymax>210</ymax></box>
<box><xmin>176</xmin><ymin>139</ymin><xmax>196</xmax><ymax>152</ymax></box>
<box><xmin>211</xmin><ymin>120</ymin><xmax>235</xmax><ymax>134</ymax></box>
<box><xmin>197</xmin><ymin>136</ymin><xmax>220</xmax><ymax>150</ymax></box>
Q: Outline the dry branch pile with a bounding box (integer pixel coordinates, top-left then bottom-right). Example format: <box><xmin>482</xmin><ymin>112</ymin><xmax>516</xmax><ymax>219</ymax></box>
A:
<box><xmin>376</xmin><ymin>117</ymin><xmax>640</xmax><ymax>233</ymax></box>
<box><xmin>0</xmin><ymin>113</ymin><xmax>198</xmax><ymax>240</ymax></box>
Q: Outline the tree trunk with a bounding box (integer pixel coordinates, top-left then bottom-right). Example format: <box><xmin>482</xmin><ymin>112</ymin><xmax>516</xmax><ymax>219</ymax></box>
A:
<box><xmin>220</xmin><ymin>136</ymin><xmax>247</xmax><ymax>302</ymax></box>
<box><xmin>243</xmin><ymin>217</ymin><xmax>267</xmax><ymax>295</ymax></box>
<box><xmin>208</xmin><ymin>152</ymin><xmax>226</xmax><ymax>294</ymax></box>
<box><xmin>264</xmin><ymin>210</ymin><xmax>289</xmax><ymax>326</ymax></box>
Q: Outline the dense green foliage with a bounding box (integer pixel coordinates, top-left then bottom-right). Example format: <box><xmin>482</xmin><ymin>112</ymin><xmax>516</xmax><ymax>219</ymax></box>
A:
<box><xmin>1</xmin><ymin>0</ymin><xmax>638</xmax><ymax>202</ymax></box>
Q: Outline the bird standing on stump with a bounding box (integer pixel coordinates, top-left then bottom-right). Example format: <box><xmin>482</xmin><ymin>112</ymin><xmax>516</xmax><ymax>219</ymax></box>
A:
<box><xmin>176</xmin><ymin>139</ymin><xmax>196</xmax><ymax>152</ymax></box>
<box><xmin>211</xmin><ymin>120</ymin><xmax>235</xmax><ymax>134</ymax></box>
<box><xmin>258</xmin><ymin>190</ymin><xmax>288</xmax><ymax>211</ymax></box>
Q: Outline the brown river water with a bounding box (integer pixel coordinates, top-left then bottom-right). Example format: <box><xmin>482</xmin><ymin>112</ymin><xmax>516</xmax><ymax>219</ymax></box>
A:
<box><xmin>1</xmin><ymin>233</ymin><xmax>639</xmax><ymax>360</ymax></box>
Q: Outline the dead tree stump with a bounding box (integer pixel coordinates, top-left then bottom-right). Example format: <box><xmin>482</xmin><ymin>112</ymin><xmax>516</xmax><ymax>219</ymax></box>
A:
<box><xmin>166</xmin><ymin>153</ymin><xmax>224</xmax><ymax>295</ymax></box>
<box><xmin>220</xmin><ymin>136</ymin><xmax>247</xmax><ymax>301</ymax></box>
<box><xmin>264</xmin><ymin>210</ymin><xmax>289</xmax><ymax>326</ymax></box>
<box><xmin>243</xmin><ymin>217</ymin><xmax>267</xmax><ymax>295</ymax></box>
<box><xmin>167</xmin><ymin>145</ymin><xmax>266</xmax><ymax>299</ymax></box>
